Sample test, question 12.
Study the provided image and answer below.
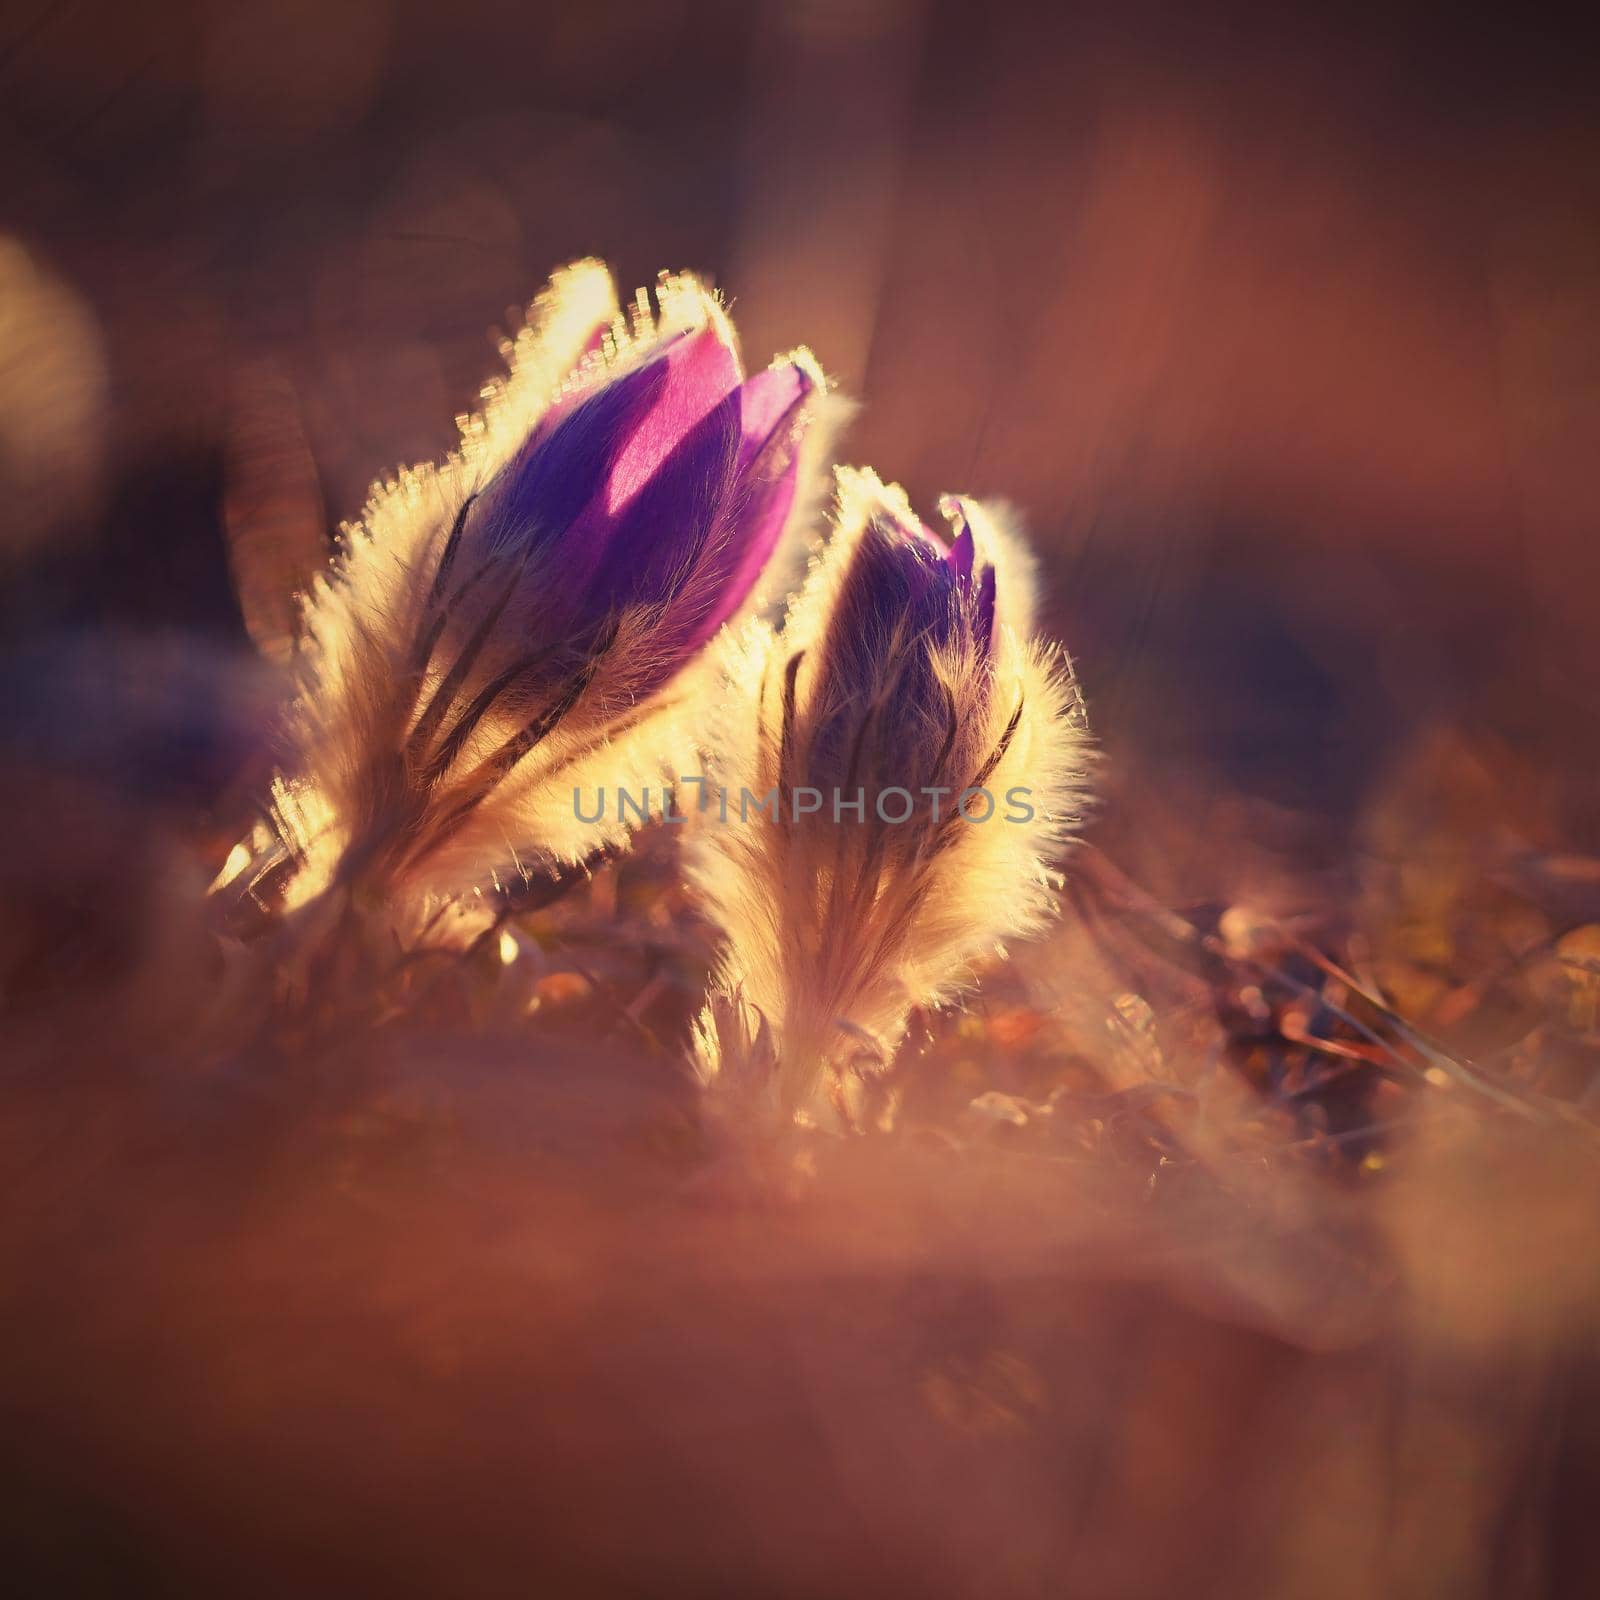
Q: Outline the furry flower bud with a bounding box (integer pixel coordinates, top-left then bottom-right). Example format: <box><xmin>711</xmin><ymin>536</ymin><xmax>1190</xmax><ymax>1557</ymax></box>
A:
<box><xmin>461</xmin><ymin>288</ymin><xmax>818</xmax><ymax>688</ymax></box>
<box><xmin>238</xmin><ymin>264</ymin><xmax>825</xmax><ymax>917</ymax></box>
<box><xmin>690</xmin><ymin>468</ymin><xmax>1092</xmax><ymax>1120</ymax></box>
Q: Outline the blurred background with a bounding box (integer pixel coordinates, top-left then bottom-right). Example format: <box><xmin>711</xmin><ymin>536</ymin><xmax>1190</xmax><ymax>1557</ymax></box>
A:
<box><xmin>3</xmin><ymin>0</ymin><xmax>1597</xmax><ymax>870</ymax></box>
<box><xmin>6</xmin><ymin>6</ymin><xmax>1600</xmax><ymax>1596</ymax></box>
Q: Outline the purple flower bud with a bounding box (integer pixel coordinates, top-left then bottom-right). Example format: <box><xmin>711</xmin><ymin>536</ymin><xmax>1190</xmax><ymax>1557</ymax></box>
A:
<box><xmin>269</xmin><ymin>271</ymin><xmax>827</xmax><ymax>905</ymax></box>
<box><xmin>690</xmin><ymin>469</ymin><xmax>1090</xmax><ymax>1117</ymax></box>
<box><xmin>465</xmin><ymin>306</ymin><xmax>819</xmax><ymax>694</ymax></box>
<box><xmin>819</xmin><ymin>485</ymin><xmax>998</xmax><ymax>678</ymax></box>
<box><xmin>800</xmin><ymin>475</ymin><xmax>1003</xmax><ymax>808</ymax></box>
<box><xmin>937</xmin><ymin>495</ymin><xmax>998</xmax><ymax>659</ymax></box>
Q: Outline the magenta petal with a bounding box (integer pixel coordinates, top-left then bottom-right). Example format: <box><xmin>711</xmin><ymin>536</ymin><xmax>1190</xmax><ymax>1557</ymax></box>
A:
<box><xmin>974</xmin><ymin>562</ymin><xmax>997</xmax><ymax>654</ymax></box>
<box><xmin>682</xmin><ymin>360</ymin><xmax>817</xmax><ymax>638</ymax></box>
<box><xmin>586</xmin><ymin>391</ymin><xmax>742</xmax><ymax>619</ymax></box>
<box><xmin>946</xmin><ymin>523</ymin><xmax>975</xmax><ymax>584</ymax></box>
<box><xmin>473</xmin><ymin>355</ymin><xmax>670</xmax><ymax>565</ymax></box>
<box><xmin>691</xmin><ymin>455</ymin><xmax>800</xmax><ymax>648</ymax></box>
<box><xmin>523</xmin><ymin>320</ymin><xmax>743</xmax><ymax>602</ymax></box>
<box><xmin>630</xmin><ymin>362</ymin><xmax>816</xmax><ymax>678</ymax></box>
<box><xmin>938</xmin><ymin>495</ymin><xmax>979</xmax><ymax>579</ymax></box>
<box><xmin>937</xmin><ymin>497</ymin><xmax>995</xmax><ymax>646</ymax></box>
<box><xmin>662</xmin><ymin>374</ymin><xmax>818</xmax><ymax>662</ymax></box>
<box><xmin>735</xmin><ymin>360</ymin><xmax>814</xmax><ymax>470</ymax></box>
<box><xmin>602</xmin><ymin>321</ymin><xmax>742</xmax><ymax>514</ymax></box>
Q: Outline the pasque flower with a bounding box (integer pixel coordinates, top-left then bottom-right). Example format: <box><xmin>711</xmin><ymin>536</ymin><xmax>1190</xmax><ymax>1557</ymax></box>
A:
<box><xmin>229</xmin><ymin>263</ymin><xmax>825</xmax><ymax>918</ymax></box>
<box><xmin>691</xmin><ymin>468</ymin><xmax>1092</xmax><ymax>1121</ymax></box>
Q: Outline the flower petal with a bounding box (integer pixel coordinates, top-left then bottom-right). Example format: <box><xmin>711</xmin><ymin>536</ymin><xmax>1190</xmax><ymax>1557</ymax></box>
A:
<box><xmin>946</xmin><ymin>522</ymin><xmax>975</xmax><ymax>584</ymax></box>
<box><xmin>585</xmin><ymin>388</ymin><xmax>742</xmax><ymax>616</ymax></box>
<box><xmin>974</xmin><ymin>563</ymin><xmax>997</xmax><ymax>655</ymax></box>
<box><xmin>472</xmin><ymin>355</ymin><xmax>670</xmax><ymax>558</ymax></box>
<box><xmin>735</xmin><ymin>355</ymin><xmax>815</xmax><ymax>470</ymax></box>
<box><xmin>691</xmin><ymin>358</ymin><xmax>819</xmax><ymax>632</ymax></box>
<box><xmin>603</xmin><ymin>320</ymin><xmax>742</xmax><ymax>514</ymax></box>
<box><xmin>469</xmin><ymin>316</ymin><xmax>744</xmax><ymax>612</ymax></box>
<box><xmin>608</xmin><ymin>356</ymin><xmax>819</xmax><ymax>679</ymax></box>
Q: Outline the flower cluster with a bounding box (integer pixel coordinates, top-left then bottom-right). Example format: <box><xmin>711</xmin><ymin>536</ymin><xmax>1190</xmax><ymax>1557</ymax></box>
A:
<box><xmin>219</xmin><ymin>262</ymin><xmax>1091</xmax><ymax>1120</ymax></box>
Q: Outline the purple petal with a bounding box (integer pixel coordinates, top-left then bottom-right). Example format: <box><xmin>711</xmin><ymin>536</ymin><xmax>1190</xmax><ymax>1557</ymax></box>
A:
<box><xmin>876</xmin><ymin>494</ymin><xmax>949</xmax><ymax>562</ymax></box>
<box><xmin>472</xmin><ymin>318</ymin><xmax>744</xmax><ymax>611</ymax></box>
<box><xmin>867</xmin><ymin>510</ymin><xmax>949</xmax><ymax>611</ymax></box>
<box><xmin>538</xmin><ymin>318</ymin><xmax>744</xmax><ymax>612</ymax></box>
<box><xmin>631</xmin><ymin>359</ymin><xmax>817</xmax><ymax>674</ymax></box>
<box><xmin>695</xmin><ymin>465</ymin><xmax>799</xmax><ymax>643</ymax></box>
<box><xmin>472</xmin><ymin>355</ymin><xmax>670</xmax><ymax>558</ymax></box>
<box><xmin>946</xmin><ymin>523</ymin><xmax>975</xmax><ymax>585</ymax></box>
<box><xmin>853</xmin><ymin>517</ymin><xmax>961</xmax><ymax>647</ymax></box>
<box><xmin>735</xmin><ymin>361</ymin><xmax>811</xmax><ymax>470</ymax></box>
<box><xmin>973</xmin><ymin>563</ymin><xmax>997</xmax><ymax>655</ymax></box>
<box><xmin>694</xmin><ymin>361</ymin><xmax>817</xmax><ymax>629</ymax></box>
<box><xmin>602</xmin><ymin>321</ymin><xmax>741</xmax><ymax>513</ymax></box>
<box><xmin>938</xmin><ymin>495</ymin><xmax>980</xmax><ymax>581</ymax></box>
<box><xmin>583</xmin><ymin>388</ymin><xmax>742</xmax><ymax>619</ymax></box>
<box><xmin>808</xmin><ymin>521</ymin><xmax>965</xmax><ymax>775</ymax></box>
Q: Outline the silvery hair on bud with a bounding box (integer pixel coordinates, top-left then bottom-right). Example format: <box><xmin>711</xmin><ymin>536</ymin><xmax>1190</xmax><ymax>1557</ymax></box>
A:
<box><xmin>218</xmin><ymin>263</ymin><xmax>837</xmax><ymax>929</ymax></box>
<box><xmin>689</xmin><ymin>468</ymin><xmax>1093</xmax><ymax>1122</ymax></box>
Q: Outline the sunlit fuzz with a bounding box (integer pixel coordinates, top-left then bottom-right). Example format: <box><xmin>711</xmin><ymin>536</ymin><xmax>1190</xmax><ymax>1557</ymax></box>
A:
<box><xmin>689</xmin><ymin>467</ymin><xmax>1092</xmax><ymax>1121</ymax></box>
<box><xmin>223</xmin><ymin>262</ymin><xmax>830</xmax><ymax>920</ymax></box>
